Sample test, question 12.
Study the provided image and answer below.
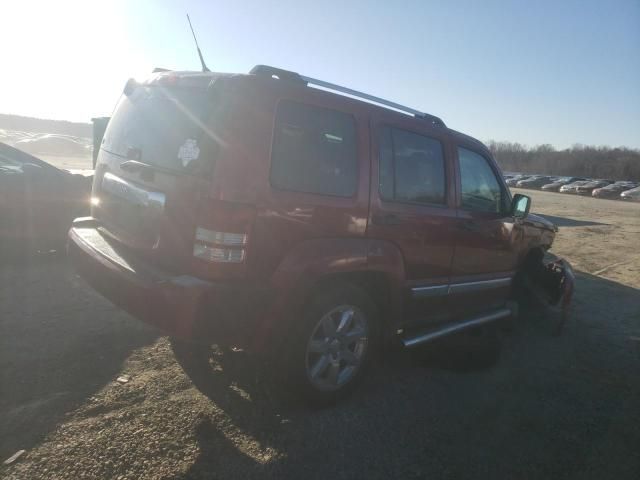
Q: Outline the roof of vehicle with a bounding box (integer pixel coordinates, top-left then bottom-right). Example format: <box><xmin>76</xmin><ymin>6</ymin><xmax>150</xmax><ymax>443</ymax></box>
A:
<box><xmin>144</xmin><ymin>66</ymin><xmax>491</xmax><ymax>155</ymax></box>
<box><xmin>447</xmin><ymin>129</ymin><xmax>488</xmax><ymax>151</ymax></box>
<box><xmin>605</xmin><ymin>182</ymin><xmax>638</xmax><ymax>188</ymax></box>
<box><xmin>565</xmin><ymin>180</ymin><xmax>589</xmax><ymax>186</ymax></box>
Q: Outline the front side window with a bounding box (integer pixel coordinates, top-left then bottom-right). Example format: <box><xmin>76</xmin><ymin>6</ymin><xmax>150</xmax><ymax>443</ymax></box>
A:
<box><xmin>378</xmin><ymin>127</ymin><xmax>446</xmax><ymax>205</ymax></box>
<box><xmin>270</xmin><ymin>100</ymin><xmax>357</xmax><ymax>197</ymax></box>
<box><xmin>458</xmin><ymin>147</ymin><xmax>504</xmax><ymax>213</ymax></box>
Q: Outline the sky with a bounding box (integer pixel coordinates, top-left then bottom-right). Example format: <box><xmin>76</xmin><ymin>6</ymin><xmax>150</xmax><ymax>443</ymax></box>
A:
<box><xmin>1</xmin><ymin>0</ymin><xmax>638</xmax><ymax>148</ymax></box>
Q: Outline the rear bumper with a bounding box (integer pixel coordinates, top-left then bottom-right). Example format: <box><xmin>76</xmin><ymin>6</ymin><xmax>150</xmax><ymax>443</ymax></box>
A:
<box><xmin>67</xmin><ymin>217</ymin><xmax>267</xmax><ymax>345</ymax></box>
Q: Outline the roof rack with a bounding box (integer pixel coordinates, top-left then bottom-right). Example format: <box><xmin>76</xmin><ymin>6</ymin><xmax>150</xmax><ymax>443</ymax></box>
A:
<box><xmin>250</xmin><ymin>65</ymin><xmax>446</xmax><ymax>127</ymax></box>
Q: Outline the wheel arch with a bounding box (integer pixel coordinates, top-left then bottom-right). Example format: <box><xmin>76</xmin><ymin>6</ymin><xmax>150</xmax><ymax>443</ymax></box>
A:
<box><xmin>251</xmin><ymin>237</ymin><xmax>406</xmax><ymax>351</ymax></box>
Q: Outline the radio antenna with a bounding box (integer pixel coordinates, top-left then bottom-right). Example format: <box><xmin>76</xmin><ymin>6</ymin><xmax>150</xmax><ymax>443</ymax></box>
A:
<box><xmin>186</xmin><ymin>14</ymin><xmax>210</xmax><ymax>72</ymax></box>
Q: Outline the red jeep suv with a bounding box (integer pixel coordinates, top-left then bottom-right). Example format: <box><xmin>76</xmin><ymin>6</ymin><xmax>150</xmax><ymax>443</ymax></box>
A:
<box><xmin>68</xmin><ymin>65</ymin><xmax>573</xmax><ymax>403</ymax></box>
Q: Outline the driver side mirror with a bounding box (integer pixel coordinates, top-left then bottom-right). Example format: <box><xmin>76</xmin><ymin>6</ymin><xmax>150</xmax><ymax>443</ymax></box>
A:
<box><xmin>511</xmin><ymin>193</ymin><xmax>531</xmax><ymax>218</ymax></box>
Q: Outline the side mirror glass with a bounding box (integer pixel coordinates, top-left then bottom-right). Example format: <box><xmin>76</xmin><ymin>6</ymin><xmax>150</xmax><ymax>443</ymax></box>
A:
<box><xmin>511</xmin><ymin>193</ymin><xmax>531</xmax><ymax>218</ymax></box>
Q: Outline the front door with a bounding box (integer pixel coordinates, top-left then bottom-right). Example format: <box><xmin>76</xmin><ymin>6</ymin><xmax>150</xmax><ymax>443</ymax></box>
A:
<box><xmin>449</xmin><ymin>145</ymin><xmax>521</xmax><ymax>316</ymax></box>
<box><xmin>367</xmin><ymin>116</ymin><xmax>457</xmax><ymax>327</ymax></box>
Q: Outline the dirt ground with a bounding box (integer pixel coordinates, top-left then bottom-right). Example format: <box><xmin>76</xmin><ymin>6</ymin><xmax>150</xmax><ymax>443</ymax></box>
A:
<box><xmin>1</xmin><ymin>189</ymin><xmax>639</xmax><ymax>479</ymax></box>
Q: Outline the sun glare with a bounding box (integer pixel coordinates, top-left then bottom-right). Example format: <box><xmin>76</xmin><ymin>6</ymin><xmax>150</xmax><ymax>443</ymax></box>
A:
<box><xmin>0</xmin><ymin>0</ymin><xmax>150</xmax><ymax>121</ymax></box>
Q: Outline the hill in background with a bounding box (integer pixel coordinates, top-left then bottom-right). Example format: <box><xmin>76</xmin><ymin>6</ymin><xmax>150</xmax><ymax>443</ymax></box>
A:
<box><xmin>0</xmin><ymin>113</ymin><xmax>91</xmax><ymax>138</ymax></box>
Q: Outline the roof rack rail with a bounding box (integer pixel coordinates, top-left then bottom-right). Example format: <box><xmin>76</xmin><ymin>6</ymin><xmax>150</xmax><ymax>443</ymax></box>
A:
<box><xmin>250</xmin><ymin>65</ymin><xmax>307</xmax><ymax>85</ymax></box>
<box><xmin>249</xmin><ymin>64</ymin><xmax>446</xmax><ymax>127</ymax></box>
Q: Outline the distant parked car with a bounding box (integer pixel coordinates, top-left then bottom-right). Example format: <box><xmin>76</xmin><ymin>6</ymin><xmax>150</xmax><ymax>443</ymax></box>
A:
<box><xmin>541</xmin><ymin>177</ymin><xmax>586</xmax><ymax>192</ymax></box>
<box><xmin>559</xmin><ymin>180</ymin><xmax>591</xmax><ymax>194</ymax></box>
<box><xmin>13</xmin><ymin>134</ymin><xmax>91</xmax><ymax>157</ymax></box>
<box><xmin>502</xmin><ymin>171</ymin><xmax>520</xmax><ymax>179</ymax></box>
<box><xmin>516</xmin><ymin>176</ymin><xmax>554</xmax><ymax>189</ymax></box>
<box><xmin>575</xmin><ymin>180</ymin><xmax>612</xmax><ymax>196</ymax></box>
<box><xmin>0</xmin><ymin>142</ymin><xmax>91</xmax><ymax>252</ymax></box>
<box><xmin>620</xmin><ymin>185</ymin><xmax>640</xmax><ymax>202</ymax></box>
<box><xmin>592</xmin><ymin>182</ymin><xmax>638</xmax><ymax>199</ymax></box>
<box><xmin>506</xmin><ymin>174</ymin><xmax>532</xmax><ymax>187</ymax></box>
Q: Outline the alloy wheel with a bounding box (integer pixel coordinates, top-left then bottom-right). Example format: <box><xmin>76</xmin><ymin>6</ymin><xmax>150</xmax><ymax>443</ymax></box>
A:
<box><xmin>305</xmin><ymin>305</ymin><xmax>369</xmax><ymax>391</ymax></box>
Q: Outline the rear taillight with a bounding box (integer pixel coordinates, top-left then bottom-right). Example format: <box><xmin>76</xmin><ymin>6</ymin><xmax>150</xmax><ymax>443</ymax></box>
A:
<box><xmin>193</xmin><ymin>227</ymin><xmax>247</xmax><ymax>263</ymax></box>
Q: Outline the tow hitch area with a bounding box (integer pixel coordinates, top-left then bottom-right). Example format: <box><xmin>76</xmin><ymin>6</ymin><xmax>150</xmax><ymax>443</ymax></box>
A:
<box><xmin>521</xmin><ymin>257</ymin><xmax>575</xmax><ymax>335</ymax></box>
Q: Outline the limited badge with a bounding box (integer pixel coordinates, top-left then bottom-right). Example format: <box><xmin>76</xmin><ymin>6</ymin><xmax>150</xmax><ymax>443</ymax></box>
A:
<box><xmin>177</xmin><ymin>138</ymin><xmax>200</xmax><ymax>167</ymax></box>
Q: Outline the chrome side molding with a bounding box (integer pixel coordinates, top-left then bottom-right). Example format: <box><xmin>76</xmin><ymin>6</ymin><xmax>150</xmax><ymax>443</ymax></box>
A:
<box><xmin>411</xmin><ymin>284</ymin><xmax>449</xmax><ymax>298</ymax></box>
<box><xmin>401</xmin><ymin>307</ymin><xmax>512</xmax><ymax>348</ymax></box>
<box><xmin>411</xmin><ymin>277</ymin><xmax>512</xmax><ymax>298</ymax></box>
<box><xmin>448</xmin><ymin>277</ymin><xmax>512</xmax><ymax>295</ymax></box>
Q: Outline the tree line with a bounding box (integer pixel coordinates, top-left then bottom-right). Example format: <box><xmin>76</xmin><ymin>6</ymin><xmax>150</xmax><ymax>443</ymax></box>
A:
<box><xmin>487</xmin><ymin>141</ymin><xmax>640</xmax><ymax>182</ymax></box>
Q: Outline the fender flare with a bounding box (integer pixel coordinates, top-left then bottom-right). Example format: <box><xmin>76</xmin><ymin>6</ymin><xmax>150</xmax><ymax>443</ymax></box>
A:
<box><xmin>250</xmin><ymin>237</ymin><xmax>406</xmax><ymax>351</ymax></box>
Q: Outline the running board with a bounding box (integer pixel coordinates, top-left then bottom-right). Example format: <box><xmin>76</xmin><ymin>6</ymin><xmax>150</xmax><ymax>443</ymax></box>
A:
<box><xmin>401</xmin><ymin>307</ymin><xmax>513</xmax><ymax>348</ymax></box>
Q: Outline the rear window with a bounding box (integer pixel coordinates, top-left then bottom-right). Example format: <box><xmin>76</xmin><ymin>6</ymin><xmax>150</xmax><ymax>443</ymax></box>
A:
<box><xmin>270</xmin><ymin>100</ymin><xmax>357</xmax><ymax>197</ymax></box>
<box><xmin>101</xmin><ymin>85</ymin><xmax>212</xmax><ymax>171</ymax></box>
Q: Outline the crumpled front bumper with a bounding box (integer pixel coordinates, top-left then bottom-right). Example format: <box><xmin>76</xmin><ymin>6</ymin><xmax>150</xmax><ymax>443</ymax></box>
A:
<box><xmin>554</xmin><ymin>258</ymin><xmax>575</xmax><ymax>307</ymax></box>
<box><xmin>542</xmin><ymin>258</ymin><xmax>575</xmax><ymax>334</ymax></box>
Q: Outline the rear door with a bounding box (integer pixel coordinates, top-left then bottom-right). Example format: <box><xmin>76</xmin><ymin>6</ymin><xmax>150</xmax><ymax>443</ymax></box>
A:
<box><xmin>449</xmin><ymin>145</ymin><xmax>521</xmax><ymax>316</ymax></box>
<box><xmin>367</xmin><ymin>114</ymin><xmax>457</xmax><ymax>326</ymax></box>
<box><xmin>250</xmin><ymin>94</ymin><xmax>371</xmax><ymax>282</ymax></box>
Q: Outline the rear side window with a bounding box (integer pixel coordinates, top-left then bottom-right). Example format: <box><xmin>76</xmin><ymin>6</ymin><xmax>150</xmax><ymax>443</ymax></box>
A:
<box><xmin>379</xmin><ymin>127</ymin><xmax>446</xmax><ymax>205</ymax></box>
<box><xmin>270</xmin><ymin>101</ymin><xmax>357</xmax><ymax>197</ymax></box>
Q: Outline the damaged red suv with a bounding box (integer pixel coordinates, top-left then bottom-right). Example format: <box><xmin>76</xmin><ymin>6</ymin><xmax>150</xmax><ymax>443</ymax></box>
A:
<box><xmin>68</xmin><ymin>65</ymin><xmax>574</xmax><ymax>403</ymax></box>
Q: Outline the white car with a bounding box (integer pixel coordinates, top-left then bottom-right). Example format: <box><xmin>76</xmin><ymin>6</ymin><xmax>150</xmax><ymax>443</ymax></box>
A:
<box><xmin>559</xmin><ymin>180</ymin><xmax>590</xmax><ymax>194</ymax></box>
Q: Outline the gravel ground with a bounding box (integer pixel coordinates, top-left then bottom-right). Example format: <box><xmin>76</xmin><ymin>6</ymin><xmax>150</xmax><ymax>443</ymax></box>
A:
<box><xmin>1</xmin><ymin>190</ymin><xmax>639</xmax><ymax>479</ymax></box>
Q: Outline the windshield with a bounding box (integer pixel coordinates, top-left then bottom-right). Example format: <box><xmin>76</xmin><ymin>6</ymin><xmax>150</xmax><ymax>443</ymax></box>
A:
<box><xmin>101</xmin><ymin>85</ymin><xmax>211</xmax><ymax>171</ymax></box>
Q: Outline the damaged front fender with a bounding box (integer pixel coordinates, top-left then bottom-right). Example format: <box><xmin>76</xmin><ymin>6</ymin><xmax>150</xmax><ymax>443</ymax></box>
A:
<box><xmin>518</xmin><ymin>257</ymin><xmax>575</xmax><ymax>335</ymax></box>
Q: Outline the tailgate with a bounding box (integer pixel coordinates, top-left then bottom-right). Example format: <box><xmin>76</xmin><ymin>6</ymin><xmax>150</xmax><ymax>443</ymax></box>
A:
<box><xmin>91</xmin><ymin>79</ymin><xmax>217</xmax><ymax>271</ymax></box>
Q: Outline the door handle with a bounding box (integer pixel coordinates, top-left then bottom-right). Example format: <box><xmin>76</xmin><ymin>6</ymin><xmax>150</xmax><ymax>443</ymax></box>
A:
<box><xmin>372</xmin><ymin>213</ymin><xmax>402</xmax><ymax>226</ymax></box>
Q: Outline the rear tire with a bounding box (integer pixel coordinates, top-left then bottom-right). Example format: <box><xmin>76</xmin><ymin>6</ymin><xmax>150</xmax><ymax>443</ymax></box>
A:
<box><xmin>283</xmin><ymin>282</ymin><xmax>379</xmax><ymax>406</ymax></box>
